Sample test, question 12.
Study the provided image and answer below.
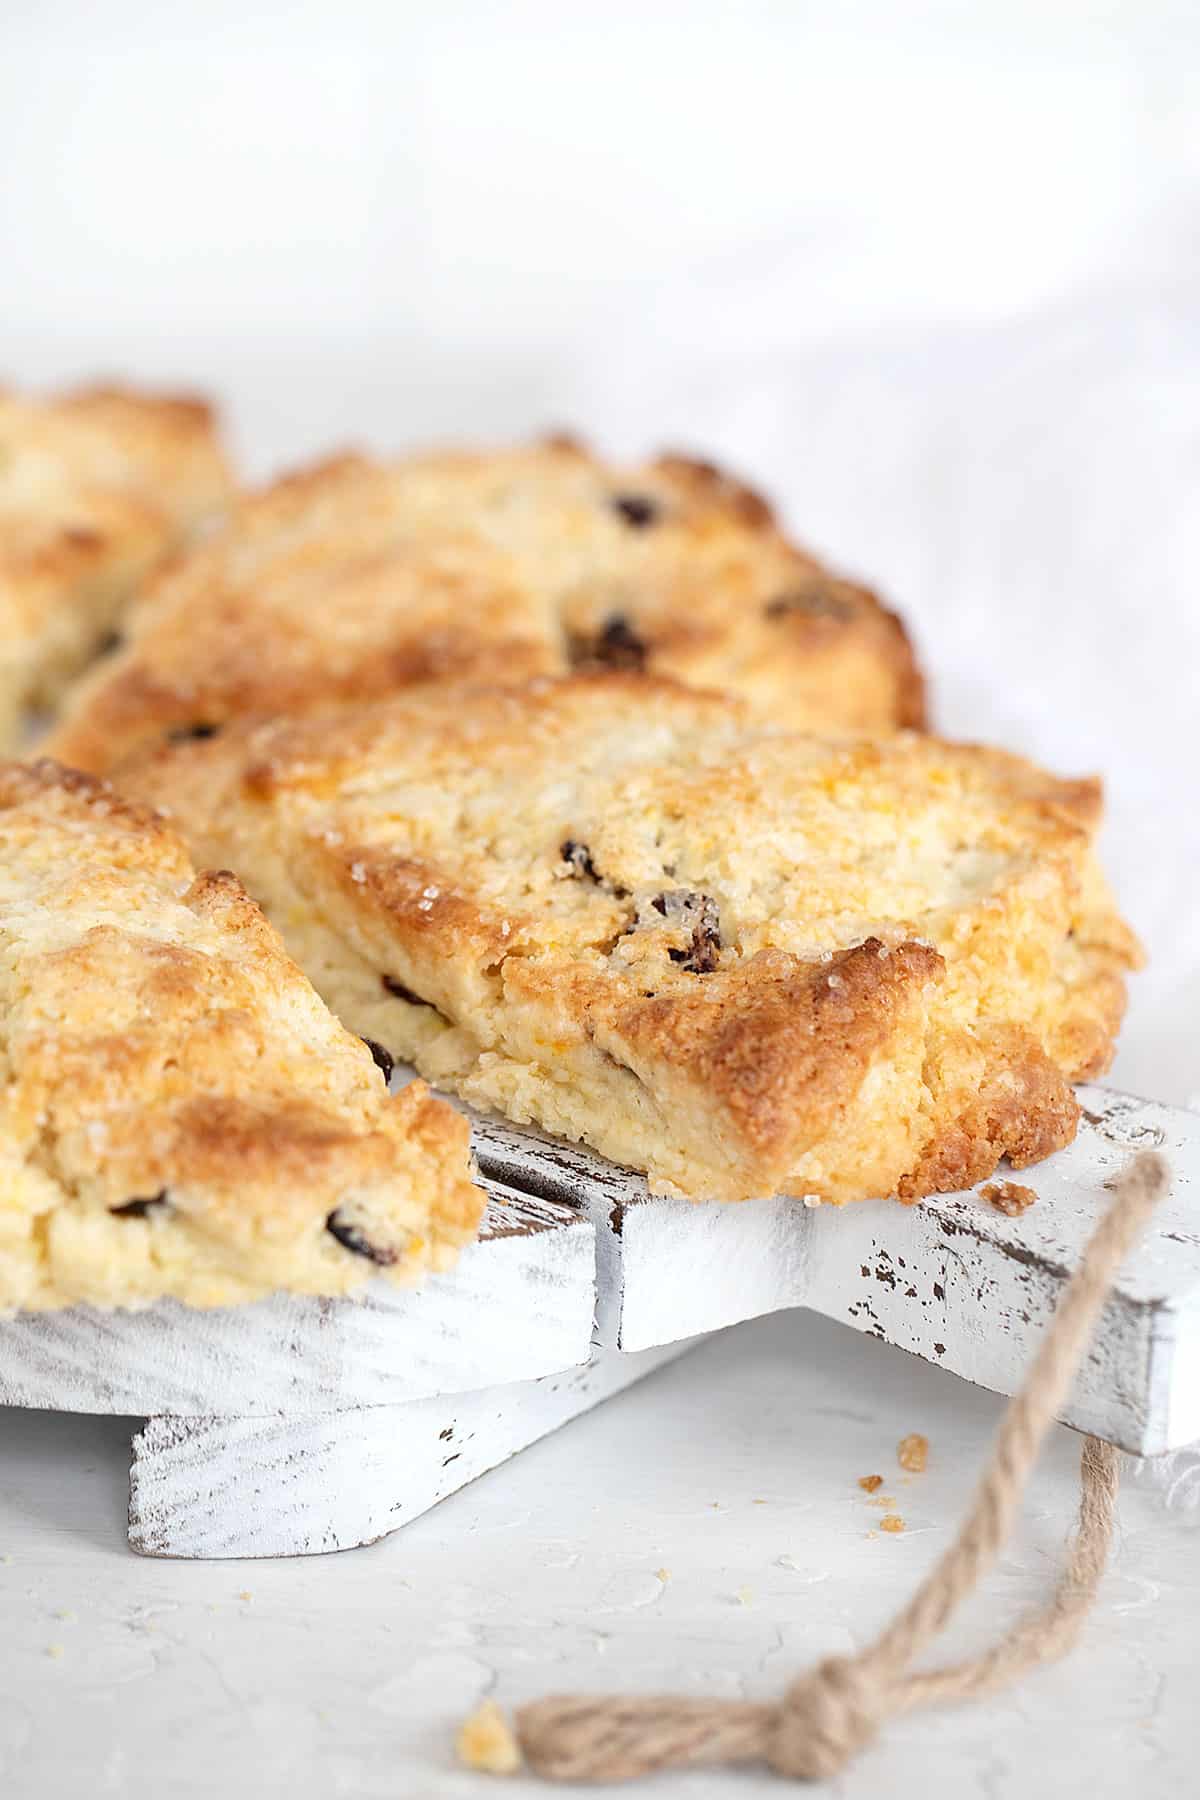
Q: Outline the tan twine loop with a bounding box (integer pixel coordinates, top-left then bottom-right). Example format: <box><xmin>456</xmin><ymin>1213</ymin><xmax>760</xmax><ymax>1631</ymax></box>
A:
<box><xmin>517</xmin><ymin>1150</ymin><xmax>1169</xmax><ymax>1784</ymax></box>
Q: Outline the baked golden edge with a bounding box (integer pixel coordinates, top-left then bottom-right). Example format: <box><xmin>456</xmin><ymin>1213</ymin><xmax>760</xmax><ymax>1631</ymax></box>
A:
<box><xmin>113</xmin><ymin>683</ymin><xmax>1139</xmax><ymax>1208</ymax></box>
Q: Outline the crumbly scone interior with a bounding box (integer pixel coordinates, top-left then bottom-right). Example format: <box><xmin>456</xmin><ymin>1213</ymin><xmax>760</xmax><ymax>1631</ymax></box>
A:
<box><xmin>126</xmin><ymin>678</ymin><xmax>1139</xmax><ymax>1206</ymax></box>
<box><xmin>0</xmin><ymin>762</ymin><xmax>482</xmax><ymax>1312</ymax></box>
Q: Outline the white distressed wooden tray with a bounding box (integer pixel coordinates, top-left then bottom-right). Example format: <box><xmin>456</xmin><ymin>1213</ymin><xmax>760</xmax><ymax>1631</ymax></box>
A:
<box><xmin>0</xmin><ymin>1181</ymin><xmax>594</xmax><ymax>1418</ymax></box>
<box><xmin>0</xmin><ymin>1178</ymin><xmax>598</xmax><ymax>1558</ymax></box>
<box><xmin>0</xmin><ymin>1165</ymin><xmax>696</xmax><ymax>1559</ymax></box>
<box><xmin>473</xmin><ymin>1085</ymin><xmax>1200</xmax><ymax>1457</ymax></box>
<box><xmin>1</xmin><ymin>1084</ymin><xmax>1196</xmax><ymax>1559</ymax></box>
<box><xmin>127</xmin><ymin>1342</ymin><xmax>690</xmax><ymax>1558</ymax></box>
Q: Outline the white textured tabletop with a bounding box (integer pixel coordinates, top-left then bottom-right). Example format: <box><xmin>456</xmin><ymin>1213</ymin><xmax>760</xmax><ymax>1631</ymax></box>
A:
<box><xmin>2</xmin><ymin>1309</ymin><xmax>1197</xmax><ymax>1799</ymax></box>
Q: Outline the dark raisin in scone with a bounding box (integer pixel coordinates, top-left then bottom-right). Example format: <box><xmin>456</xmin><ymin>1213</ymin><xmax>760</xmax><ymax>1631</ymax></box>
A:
<box><xmin>120</xmin><ymin>673</ymin><xmax>1137</xmax><ymax>1207</ymax></box>
<box><xmin>0</xmin><ymin>758</ymin><xmax>482</xmax><ymax>1311</ymax></box>
<box><xmin>46</xmin><ymin>436</ymin><xmax>923</xmax><ymax>772</ymax></box>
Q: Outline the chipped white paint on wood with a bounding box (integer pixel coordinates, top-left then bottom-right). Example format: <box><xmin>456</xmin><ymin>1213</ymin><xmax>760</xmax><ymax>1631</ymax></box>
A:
<box><xmin>0</xmin><ymin>1166</ymin><xmax>639</xmax><ymax>1561</ymax></box>
<box><xmin>6</xmin><ymin>1084</ymin><xmax>1199</xmax><ymax>1562</ymax></box>
<box><xmin>474</xmin><ymin>1086</ymin><xmax>1200</xmax><ymax>1455</ymax></box>
<box><xmin>128</xmin><ymin>1343</ymin><xmax>691</xmax><ymax>1558</ymax></box>
<box><xmin>0</xmin><ymin>1182</ymin><xmax>595</xmax><ymax>1416</ymax></box>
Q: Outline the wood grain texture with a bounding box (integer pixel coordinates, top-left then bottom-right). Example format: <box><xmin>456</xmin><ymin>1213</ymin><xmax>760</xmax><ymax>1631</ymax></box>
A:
<box><xmin>473</xmin><ymin>1086</ymin><xmax>1200</xmax><ymax>1455</ymax></box>
<box><xmin>7</xmin><ymin>1081</ymin><xmax>1199</xmax><ymax>1568</ymax></box>
<box><xmin>128</xmin><ymin>1343</ymin><xmax>692</xmax><ymax>1558</ymax></box>
<box><xmin>0</xmin><ymin>1181</ymin><xmax>595</xmax><ymax>1416</ymax></box>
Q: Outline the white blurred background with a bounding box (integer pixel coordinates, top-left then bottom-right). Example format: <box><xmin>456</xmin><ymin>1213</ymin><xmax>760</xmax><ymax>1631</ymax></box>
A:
<box><xmin>3</xmin><ymin>0</ymin><xmax>1198</xmax><ymax>1104</ymax></box>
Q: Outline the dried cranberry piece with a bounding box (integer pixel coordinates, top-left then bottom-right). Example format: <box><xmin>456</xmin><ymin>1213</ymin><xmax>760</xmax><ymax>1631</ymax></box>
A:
<box><xmin>362</xmin><ymin>1037</ymin><xmax>394</xmax><ymax>1083</ymax></box>
<box><xmin>597</xmin><ymin>613</ymin><xmax>646</xmax><ymax>666</ymax></box>
<box><xmin>167</xmin><ymin>721</ymin><xmax>222</xmax><ymax>743</ymax></box>
<box><xmin>611</xmin><ymin>493</ymin><xmax>659</xmax><ymax>527</ymax></box>
<box><xmin>110</xmin><ymin>1190</ymin><xmax>167</xmax><ymax>1219</ymax></box>
<box><xmin>566</xmin><ymin>611</ymin><xmax>648</xmax><ymax>672</ymax></box>
<box><xmin>649</xmin><ymin>889</ymin><xmax>722</xmax><ymax>973</ymax></box>
<box><xmin>560</xmin><ymin>838</ymin><xmax>629</xmax><ymax>898</ymax></box>
<box><xmin>325</xmin><ymin>1210</ymin><xmax>398</xmax><ymax>1266</ymax></box>
<box><xmin>381</xmin><ymin>975</ymin><xmax>432</xmax><ymax>1007</ymax></box>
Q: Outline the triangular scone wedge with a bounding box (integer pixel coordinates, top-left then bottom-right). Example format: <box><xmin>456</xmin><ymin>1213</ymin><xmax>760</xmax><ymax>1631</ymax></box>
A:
<box><xmin>0</xmin><ymin>760</ymin><xmax>483</xmax><ymax>1313</ymax></box>
<box><xmin>120</xmin><ymin>675</ymin><xmax>1141</xmax><ymax>1207</ymax></box>
<box><xmin>46</xmin><ymin>436</ymin><xmax>923</xmax><ymax>774</ymax></box>
<box><xmin>0</xmin><ymin>384</ymin><xmax>234</xmax><ymax>749</ymax></box>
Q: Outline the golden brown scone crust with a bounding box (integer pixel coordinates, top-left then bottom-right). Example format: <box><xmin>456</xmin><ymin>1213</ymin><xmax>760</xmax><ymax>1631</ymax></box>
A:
<box><xmin>0</xmin><ymin>382</ymin><xmax>234</xmax><ymax>747</ymax></box>
<box><xmin>121</xmin><ymin>674</ymin><xmax>1139</xmax><ymax>1206</ymax></box>
<box><xmin>0</xmin><ymin>758</ymin><xmax>482</xmax><ymax>1312</ymax></box>
<box><xmin>46</xmin><ymin>437</ymin><xmax>923</xmax><ymax>773</ymax></box>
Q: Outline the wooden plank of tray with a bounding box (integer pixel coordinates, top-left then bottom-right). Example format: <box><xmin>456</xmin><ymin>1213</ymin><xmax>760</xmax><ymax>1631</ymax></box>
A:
<box><xmin>0</xmin><ymin>1181</ymin><xmax>595</xmax><ymax>1417</ymax></box>
<box><xmin>127</xmin><ymin>1342</ymin><xmax>692</xmax><ymax>1559</ymax></box>
<box><xmin>472</xmin><ymin>1085</ymin><xmax>1200</xmax><ymax>1455</ymax></box>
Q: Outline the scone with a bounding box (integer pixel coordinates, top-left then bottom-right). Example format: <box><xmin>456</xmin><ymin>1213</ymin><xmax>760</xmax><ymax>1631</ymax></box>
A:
<box><xmin>120</xmin><ymin>674</ymin><xmax>1139</xmax><ymax>1206</ymax></box>
<box><xmin>0</xmin><ymin>759</ymin><xmax>483</xmax><ymax>1312</ymax></box>
<box><xmin>0</xmin><ymin>382</ymin><xmax>233</xmax><ymax>748</ymax></box>
<box><xmin>46</xmin><ymin>437</ymin><xmax>923</xmax><ymax>773</ymax></box>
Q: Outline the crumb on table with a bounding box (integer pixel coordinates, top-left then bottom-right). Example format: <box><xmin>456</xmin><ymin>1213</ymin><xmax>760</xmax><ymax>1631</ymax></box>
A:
<box><xmin>456</xmin><ymin>1700</ymin><xmax>522</xmax><ymax>1775</ymax></box>
<box><xmin>980</xmin><ymin>1180</ymin><xmax>1038</xmax><ymax>1216</ymax></box>
<box><xmin>858</xmin><ymin>1474</ymin><xmax>884</xmax><ymax>1493</ymax></box>
<box><xmin>897</xmin><ymin>1433</ymin><xmax>929</xmax><ymax>1473</ymax></box>
<box><xmin>879</xmin><ymin>1514</ymin><xmax>905</xmax><ymax>1534</ymax></box>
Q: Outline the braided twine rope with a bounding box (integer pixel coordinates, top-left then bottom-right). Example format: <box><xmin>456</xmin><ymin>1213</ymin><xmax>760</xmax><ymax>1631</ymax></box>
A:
<box><xmin>513</xmin><ymin>1151</ymin><xmax>1169</xmax><ymax>1784</ymax></box>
